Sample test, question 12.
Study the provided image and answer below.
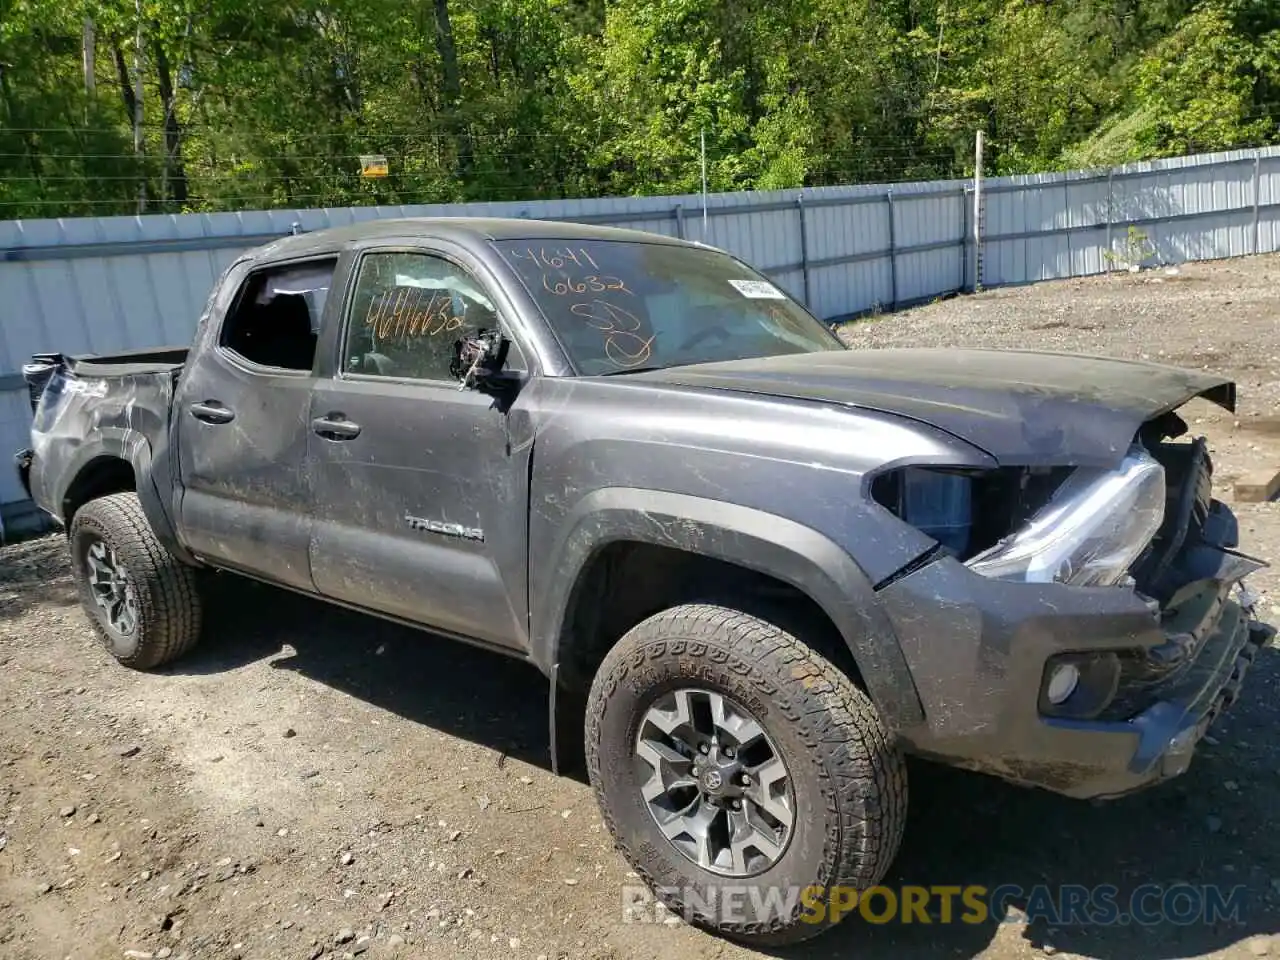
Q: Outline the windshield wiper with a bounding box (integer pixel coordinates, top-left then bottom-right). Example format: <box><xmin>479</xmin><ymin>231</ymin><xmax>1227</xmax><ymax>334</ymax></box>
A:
<box><xmin>597</xmin><ymin>366</ymin><xmax>665</xmax><ymax>376</ymax></box>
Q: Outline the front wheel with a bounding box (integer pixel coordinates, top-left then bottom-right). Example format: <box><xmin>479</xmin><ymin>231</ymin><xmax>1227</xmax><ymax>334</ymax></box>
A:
<box><xmin>585</xmin><ymin>603</ymin><xmax>907</xmax><ymax>946</ymax></box>
<box><xmin>69</xmin><ymin>492</ymin><xmax>203</xmax><ymax>670</ymax></box>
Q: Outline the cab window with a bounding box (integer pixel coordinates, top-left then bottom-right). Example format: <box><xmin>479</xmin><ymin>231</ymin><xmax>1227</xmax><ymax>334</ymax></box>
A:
<box><xmin>221</xmin><ymin>259</ymin><xmax>335</xmax><ymax>371</ymax></box>
<box><xmin>343</xmin><ymin>252</ymin><xmax>505</xmax><ymax>382</ymax></box>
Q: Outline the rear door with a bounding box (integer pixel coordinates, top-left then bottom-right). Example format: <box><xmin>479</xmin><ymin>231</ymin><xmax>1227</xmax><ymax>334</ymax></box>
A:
<box><xmin>174</xmin><ymin>256</ymin><xmax>337</xmax><ymax>591</ymax></box>
<box><xmin>306</xmin><ymin>244</ymin><xmax>533</xmax><ymax>651</ymax></box>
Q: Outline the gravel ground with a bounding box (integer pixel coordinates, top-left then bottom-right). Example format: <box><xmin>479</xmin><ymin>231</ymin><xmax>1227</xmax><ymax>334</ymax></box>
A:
<box><xmin>2</xmin><ymin>256</ymin><xmax>1280</xmax><ymax>960</ymax></box>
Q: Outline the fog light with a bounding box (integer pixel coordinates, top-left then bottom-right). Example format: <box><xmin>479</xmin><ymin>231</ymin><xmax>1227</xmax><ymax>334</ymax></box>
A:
<box><xmin>1041</xmin><ymin>653</ymin><xmax>1121</xmax><ymax>718</ymax></box>
<box><xmin>1046</xmin><ymin>663</ymin><xmax>1080</xmax><ymax>705</ymax></box>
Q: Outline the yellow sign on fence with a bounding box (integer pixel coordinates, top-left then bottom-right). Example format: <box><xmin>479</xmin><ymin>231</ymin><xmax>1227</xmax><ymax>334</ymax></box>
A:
<box><xmin>360</xmin><ymin>155</ymin><xmax>389</xmax><ymax>178</ymax></box>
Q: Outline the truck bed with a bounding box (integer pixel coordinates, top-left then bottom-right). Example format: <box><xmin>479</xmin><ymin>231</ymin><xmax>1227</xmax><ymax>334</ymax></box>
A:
<box><xmin>23</xmin><ymin>346</ymin><xmax>188</xmax><ymax>406</ymax></box>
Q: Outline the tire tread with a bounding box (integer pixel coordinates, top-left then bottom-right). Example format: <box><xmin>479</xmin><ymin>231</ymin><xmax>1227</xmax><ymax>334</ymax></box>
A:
<box><xmin>584</xmin><ymin>602</ymin><xmax>907</xmax><ymax>945</ymax></box>
<box><xmin>71</xmin><ymin>492</ymin><xmax>202</xmax><ymax>670</ymax></box>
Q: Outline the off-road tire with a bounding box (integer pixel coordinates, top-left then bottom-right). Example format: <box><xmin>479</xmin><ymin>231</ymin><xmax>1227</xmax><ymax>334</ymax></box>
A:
<box><xmin>69</xmin><ymin>492</ymin><xmax>202</xmax><ymax>670</ymax></box>
<box><xmin>585</xmin><ymin>603</ymin><xmax>907</xmax><ymax>946</ymax></box>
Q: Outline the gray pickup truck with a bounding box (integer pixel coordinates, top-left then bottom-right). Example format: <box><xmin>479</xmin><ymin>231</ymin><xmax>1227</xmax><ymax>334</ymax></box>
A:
<box><xmin>15</xmin><ymin>218</ymin><xmax>1272</xmax><ymax>944</ymax></box>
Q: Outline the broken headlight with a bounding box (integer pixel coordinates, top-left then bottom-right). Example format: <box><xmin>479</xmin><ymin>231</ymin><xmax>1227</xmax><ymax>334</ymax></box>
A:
<box><xmin>966</xmin><ymin>447</ymin><xmax>1166</xmax><ymax>587</ymax></box>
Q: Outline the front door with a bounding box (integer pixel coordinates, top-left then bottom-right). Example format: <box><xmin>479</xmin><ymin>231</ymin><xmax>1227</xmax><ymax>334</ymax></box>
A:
<box><xmin>306</xmin><ymin>247</ymin><xmax>532</xmax><ymax>650</ymax></box>
<box><xmin>175</xmin><ymin>257</ymin><xmax>336</xmax><ymax>592</ymax></box>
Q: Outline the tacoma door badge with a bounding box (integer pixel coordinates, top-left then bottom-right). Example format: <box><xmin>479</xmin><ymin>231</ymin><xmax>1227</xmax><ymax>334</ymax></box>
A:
<box><xmin>405</xmin><ymin>514</ymin><xmax>485</xmax><ymax>543</ymax></box>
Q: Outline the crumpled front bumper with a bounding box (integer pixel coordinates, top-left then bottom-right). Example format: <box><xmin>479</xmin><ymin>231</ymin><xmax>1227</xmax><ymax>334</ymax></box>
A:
<box><xmin>876</xmin><ymin>507</ymin><xmax>1272</xmax><ymax>799</ymax></box>
<box><xmin>1112</xmin><ymin>596</ymin><xmax>1271</xmax><ymax>795</ymax></box>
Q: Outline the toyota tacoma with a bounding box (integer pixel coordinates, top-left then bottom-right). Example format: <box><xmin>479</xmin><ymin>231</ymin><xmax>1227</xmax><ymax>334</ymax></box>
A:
<box><xmin>15</xmin><ymin>218</ymin><xmax>1273</xmax><ymax>944</ymax></box>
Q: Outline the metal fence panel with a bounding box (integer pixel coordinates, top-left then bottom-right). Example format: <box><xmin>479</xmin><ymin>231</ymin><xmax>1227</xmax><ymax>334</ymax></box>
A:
<box><xmin>1260</xmin><ymin>154</ymin><xmax>1280</xmax><ymax>255</ymax></box>
<box><xmin>806</xmin><ymin>195</ymin><xmax>888</xmax><ymax>265</ymax></box>
<box><xmin>810</xmin><ymin>259</ymin><xmax>892</xmax><ymax>320</ymax></box>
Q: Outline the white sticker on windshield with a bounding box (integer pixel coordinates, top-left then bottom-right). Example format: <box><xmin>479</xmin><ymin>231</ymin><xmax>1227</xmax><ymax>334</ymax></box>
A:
<box><xmin>728</xmin><ymin>279</ymin><xmax>786</xmax><ymax>299</ymax></box>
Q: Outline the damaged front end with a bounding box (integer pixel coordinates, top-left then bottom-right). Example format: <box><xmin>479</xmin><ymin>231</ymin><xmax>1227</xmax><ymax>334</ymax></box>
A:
<box><xmin>870</xmin><ymin>411</ymin><xmax>1273</xmax><ymax>798</ymax></box>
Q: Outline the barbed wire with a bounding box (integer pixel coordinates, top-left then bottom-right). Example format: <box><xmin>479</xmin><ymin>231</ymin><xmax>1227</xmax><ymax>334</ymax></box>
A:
<box><xmin>2</xmin><ymin>114</ymin><xmax>1276</xmax><ymax>217</ymax></box>
<box><xmin>6</xmin><ymin>99</ymin><xmax>1276</xmax><ymax>147</ymax></box>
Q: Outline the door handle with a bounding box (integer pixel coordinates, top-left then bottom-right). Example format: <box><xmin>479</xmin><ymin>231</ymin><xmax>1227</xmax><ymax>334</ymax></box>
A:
<box><xmin>189</xmin><ymin>400</ymin><xmax>235</xmax><ymax>424</ymax></box>
<box><xmin>312</xmin><ymin>414</ymin><xmax>361</xmax><ymax>440</ymax></box>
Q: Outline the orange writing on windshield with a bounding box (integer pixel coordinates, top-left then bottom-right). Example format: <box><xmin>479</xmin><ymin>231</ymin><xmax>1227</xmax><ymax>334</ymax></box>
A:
<box><xmin>570</xmin><ymin>300</ymin><xmax>654</xmax><ymax>368</ymax></box>
<box><xmin>509</xmin><ymin>246</ymin><xmax>600</xmax><ymax>270</ymax></box>
<box><xmin>541</xmin><ymin>274</ymin><xmax>633</xmax><ymax>297</ymax></box>
<box><xmin>507</xmin><ymin>243</ymin><xmax>654</xmax><ymax>369</ymax></box>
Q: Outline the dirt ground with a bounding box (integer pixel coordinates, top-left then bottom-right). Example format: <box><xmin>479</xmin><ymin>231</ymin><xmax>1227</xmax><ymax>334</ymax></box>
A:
<box><xmin>2</xmin><ymin>256</ymin><xmax>1280</xmax><ymax>960</ymax></box>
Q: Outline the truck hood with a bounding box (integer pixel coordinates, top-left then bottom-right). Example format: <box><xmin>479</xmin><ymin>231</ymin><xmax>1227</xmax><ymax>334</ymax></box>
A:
<box><xmin>633</xmin><ymin>348</ymin><xmax>1235</xmax><ymax>466</ymax></box>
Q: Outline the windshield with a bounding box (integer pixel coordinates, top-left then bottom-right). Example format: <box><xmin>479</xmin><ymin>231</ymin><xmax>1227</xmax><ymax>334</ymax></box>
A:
<box><xmin>493</xmin><ymin>239</ymin><xmax>844</xmax><ymax>374</ymax></box>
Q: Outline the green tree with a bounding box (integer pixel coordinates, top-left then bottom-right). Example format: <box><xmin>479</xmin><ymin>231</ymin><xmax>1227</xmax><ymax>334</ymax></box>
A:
<box><xmin>1</xmin><ymin>0</ymin><xmax>1279</xmax><ymax>218</ymax></box>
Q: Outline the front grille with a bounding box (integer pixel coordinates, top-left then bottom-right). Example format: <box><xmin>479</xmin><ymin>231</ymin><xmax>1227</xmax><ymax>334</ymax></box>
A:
<box><xmin>1101</xmin><ymin>578</ymin><xmax>1227</xmax><ymax>720</ymax></box>
<box><xmin>1102</xmin><ymin>436</ymin><xmax>1259</xmax><ymax>722</ymax></box>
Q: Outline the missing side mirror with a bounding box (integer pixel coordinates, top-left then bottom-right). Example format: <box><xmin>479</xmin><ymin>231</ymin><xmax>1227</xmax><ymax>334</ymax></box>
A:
<box><xmin>450</xmin><ymin>329</ymin><xmax>511</xmax><ymax>391</ymax></box>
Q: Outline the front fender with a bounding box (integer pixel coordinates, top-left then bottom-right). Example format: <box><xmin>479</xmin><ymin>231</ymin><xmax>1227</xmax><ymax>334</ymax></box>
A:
<box><xmin>534</xmin><ymin>487</ymin><xmax>925</xmax><ymax>731</ymax></box>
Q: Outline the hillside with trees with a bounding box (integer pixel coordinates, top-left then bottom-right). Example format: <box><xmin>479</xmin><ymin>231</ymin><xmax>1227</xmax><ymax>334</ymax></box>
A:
<box><xmin>1</xmin><ymin>0</ymin><xmax>1278</xmax><ymax>218</ymax></box>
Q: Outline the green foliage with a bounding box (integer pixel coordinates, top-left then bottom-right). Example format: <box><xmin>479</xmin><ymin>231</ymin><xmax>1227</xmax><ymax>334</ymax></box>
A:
<box><xmin>1067</xmin><ymin>1</ymin><xmax>1275</xmax><ymax>165</ymax></box>
<box><xmin>1102</xmin><ymin>225</ymin><xmax>1156</xmax><ymax>270</ymax></box>
<box><xmin>1</xmin><ymin>0</ymin><xmax>1279</xmax><ymax>217</ymax></box>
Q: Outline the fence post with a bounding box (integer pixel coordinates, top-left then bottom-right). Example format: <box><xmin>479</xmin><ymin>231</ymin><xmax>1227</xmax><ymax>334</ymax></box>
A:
<box><xmin>797</xmin><ymin>195</ymin><xmax>812</xmax><ymax>308</ymax></box>
<box><xmin>886</xmin><ymin>189</ymin><xmax>898</xmax><ymax>309</ymax></box>
<box><xmin>674</xmin><ymin>203</ymin><xmax>686</xmax><ymax>240</ymax></box>
<box><xmin>1065</xmin><ymin>180</ymin><xmax>1075</xmax><ymax>279</ymax></box>
<box><xmin>962</xmin><ymin>185</ymin><xmax>972</xmax><ymax>291</ymax></box>
<box><xmin>973</xmin><ymin>130</ymin><xmax>984</xmax><ymax>291</ymax></box>
<box><xmin>1253</xmin><ymin>150</ymin><xmax>1262</xmax><ymax>256</ymax></box>
<box><xmin>1105</xmin><ymin>168</ymin><xmax>1114</xmax><ymax>266</ymax></box>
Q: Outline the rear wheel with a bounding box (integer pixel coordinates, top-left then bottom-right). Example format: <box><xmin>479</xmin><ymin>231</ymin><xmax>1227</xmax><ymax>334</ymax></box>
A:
<box><xmin>585</xmin><ymin>603</ymin><xmax>907</xmax><ymax>945</ymax></box>
<box><xmin>69</xmin><ymin>493</ymin><xmax>202</xmax><ymax>669</ymax></box>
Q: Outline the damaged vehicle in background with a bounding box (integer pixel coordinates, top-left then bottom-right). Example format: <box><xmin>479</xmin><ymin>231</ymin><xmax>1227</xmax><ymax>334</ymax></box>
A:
<box><xmin>15</xmin><ymin>218</ymin><xmax>1273</xmax><ymax>945</ymax></box>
